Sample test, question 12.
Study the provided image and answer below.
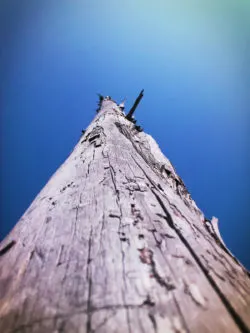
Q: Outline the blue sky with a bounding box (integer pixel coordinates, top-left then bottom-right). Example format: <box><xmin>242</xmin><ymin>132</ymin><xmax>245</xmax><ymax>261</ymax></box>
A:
<box><xmin>0</xmin><ymin>0</ymin><xmax>249</xmax><ymax>268</ymax></box>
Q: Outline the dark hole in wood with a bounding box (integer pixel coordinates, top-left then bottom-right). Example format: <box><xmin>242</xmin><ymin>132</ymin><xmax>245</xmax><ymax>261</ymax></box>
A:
<box><xmin>157</xmin><ymin>184</ymin><xmax>164</xmax><ymax>191</ymax></box>
<box><xmin>138</xmin><ymin>234</ymin><xmax>144</xmax><ymax>239</ymax></box>
<box><xmin>0</xmin><ymin>240</ymin><xmax>16</xmax><ymax>256</ymax></box>
<box><xmin>175</xmin><ymin>179</ymin><xmax>181</xmax><ymax>186</ymax></box>
<box><xmin>142</xmin><ymin>295</ymin><xmax>155</xmax><ymax>307</ymax></box>
<box><xmin>89</xmin><ymin>134</ymin><xmax>100</xmax><ymax>142</ymax></box>
<box><xmin>165</xmin><ymin>169</ymin><xmax>171</xmax><ymax>176</ymax></box>
<box><xmin>45</xmin><ymin>216</ymin><xmax>52</xmax><ymax>224</ymax></box>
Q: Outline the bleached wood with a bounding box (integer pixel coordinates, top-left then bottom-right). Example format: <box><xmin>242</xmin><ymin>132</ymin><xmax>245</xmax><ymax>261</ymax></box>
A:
<box><xmin>0</xmin><ymin>98</ymin><xmax>249</xmax><ymax>333</ymax></box>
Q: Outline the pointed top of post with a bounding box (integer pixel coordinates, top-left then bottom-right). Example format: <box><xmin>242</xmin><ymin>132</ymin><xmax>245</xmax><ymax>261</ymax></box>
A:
<box><xmin>96</xmin><ymin>94</ymin><xmax>118</xmax><ymax>113</ymax></box>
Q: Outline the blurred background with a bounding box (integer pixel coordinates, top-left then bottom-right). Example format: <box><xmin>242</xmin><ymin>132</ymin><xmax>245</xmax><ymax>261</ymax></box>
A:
<box><xmin>0</xmin><ymin>0</ymin><xmax>249</xmax><ymax>268</ymax></box>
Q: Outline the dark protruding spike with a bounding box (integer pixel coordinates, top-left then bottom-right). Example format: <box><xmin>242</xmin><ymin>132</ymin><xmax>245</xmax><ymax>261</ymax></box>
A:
<box><xmin>96</xmin><ymin>94</ymin><xmax>104</xmax><ymax>113</ymax></box>
<box><xmin>97</xmin><ymin>93</ymin><xmax>104</xmax><ymax>100</ymax></box>
<box><xmin>126</xmin><ymin>89</ymin><xmax>144</xmax><ymax>120</ymax></box>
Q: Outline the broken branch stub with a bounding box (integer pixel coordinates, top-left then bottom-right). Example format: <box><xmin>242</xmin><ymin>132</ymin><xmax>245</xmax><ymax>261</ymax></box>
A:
<box><xmin>126</xmin><ymin>89</ymin><xmax>144</xmax><ymax>120</ymax></box>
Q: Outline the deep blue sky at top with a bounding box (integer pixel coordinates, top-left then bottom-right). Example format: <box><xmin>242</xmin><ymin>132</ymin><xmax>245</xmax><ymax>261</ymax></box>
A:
<box><xmin>0</xmin><ymin>0</ymin><xmax>249</xmax><ymax>268</ymax></box>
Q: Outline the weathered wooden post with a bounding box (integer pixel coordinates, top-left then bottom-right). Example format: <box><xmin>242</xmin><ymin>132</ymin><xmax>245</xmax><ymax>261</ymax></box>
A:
<box><xmin>0</xmin><ymin>93</ymin><xmax>249</xmax><ymax>333</ymax></box>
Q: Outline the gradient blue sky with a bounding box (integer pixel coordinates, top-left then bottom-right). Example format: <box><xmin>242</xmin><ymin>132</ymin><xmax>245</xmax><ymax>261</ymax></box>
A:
<box><xmin>1</xmin><ymin>0</ymin><xmax>249</xmax><ymax>268</ymax></box>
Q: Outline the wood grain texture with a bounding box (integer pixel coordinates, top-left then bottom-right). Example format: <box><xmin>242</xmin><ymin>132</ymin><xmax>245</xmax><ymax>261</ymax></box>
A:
<box><xmin>0</xmin><ymin>98</ymin><xmax>249</xmax><ymax>333</ymax></box>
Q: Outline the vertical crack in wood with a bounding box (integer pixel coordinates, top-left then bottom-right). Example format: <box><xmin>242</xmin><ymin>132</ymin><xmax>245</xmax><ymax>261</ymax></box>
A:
<box><xmin>172</xmin><ymin>294</ymin><xmax>191</xmax><ymax>333</ymax></box>
<box><xmin>148</xmin><ymin>312</ymin><xmax>157</xmax><ymax>333</ymax></box>
<box><xmin>72</xmin><ymin>193</ymin><xmax>82</xmax><ymax>241</ymax></box>
<box><xmin>107</xmin><ymin>156</ymin><xmax>120</xmax><ymax>204</ymax></box>
<box><xmin>86</xmin><ymin>227</ymin><xmax>93</xmax><ymax>333</ymax></box>
<box><xmin>56</xmin><ymin>245</ymin><xmax>64</xmax><ymax>267</ymax></box>
<box><xmin>121</xmin><ymin>248</ymin><xmax>132</xmax><ymax>333</ymax></box>
<box><xmin>107</xmin><ymin>153</ymin><xmax>132</xmax><ymax>333</ymax></box>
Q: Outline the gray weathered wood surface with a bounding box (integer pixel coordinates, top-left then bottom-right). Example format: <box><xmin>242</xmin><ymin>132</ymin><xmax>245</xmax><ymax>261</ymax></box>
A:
<box><xmin>0</xmin><ymin>98</ymin><xmax>250</xmax><ymax>333</ymax></box>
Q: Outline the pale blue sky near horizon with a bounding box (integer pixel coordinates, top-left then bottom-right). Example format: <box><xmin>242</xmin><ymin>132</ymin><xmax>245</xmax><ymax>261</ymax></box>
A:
<box><xmin>0</xmin><ymin>0</ymin><xmax>250</xmax><ymax>268</ymax></box>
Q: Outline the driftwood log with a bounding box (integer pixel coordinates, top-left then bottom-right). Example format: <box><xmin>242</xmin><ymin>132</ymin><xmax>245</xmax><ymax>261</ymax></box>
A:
<box><xmin>0</xmin><ymin>97</ymin><xmax>250</xmax><ymax>333</ymax></box>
